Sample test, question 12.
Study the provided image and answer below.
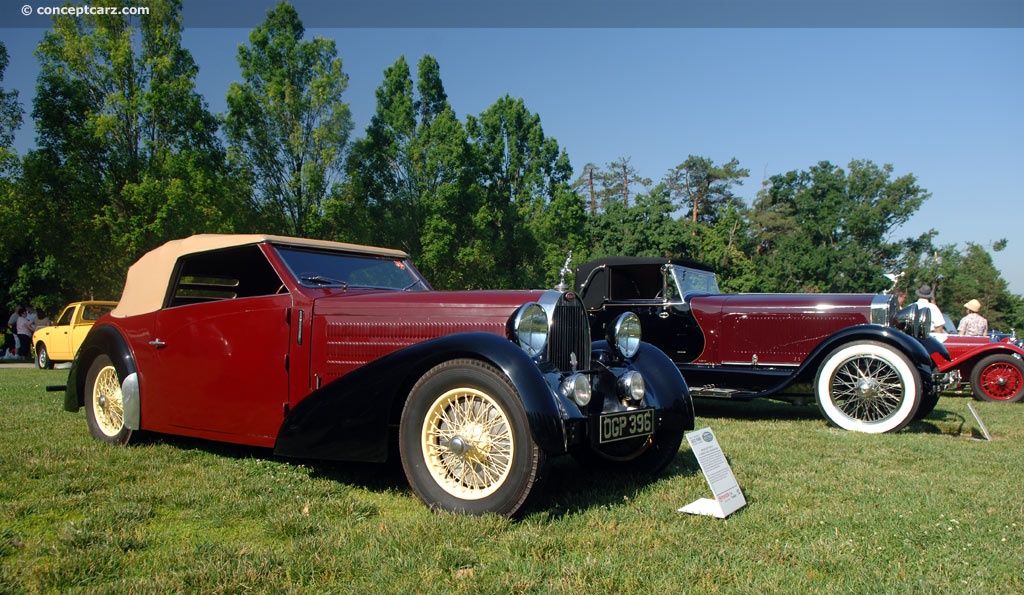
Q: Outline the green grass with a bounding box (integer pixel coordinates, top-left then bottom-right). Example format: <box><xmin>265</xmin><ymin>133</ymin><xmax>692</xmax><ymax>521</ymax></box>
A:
<box><xmin>1</xmin><ymin>367</ymin><xmax>1021</xmax><ymax>593</ymax></box>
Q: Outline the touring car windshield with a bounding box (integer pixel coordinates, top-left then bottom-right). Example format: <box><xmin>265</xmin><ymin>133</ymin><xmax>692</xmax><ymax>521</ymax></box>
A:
<box><xmin>667</xmin><ymin>265</ymin><xmax>719</xmax><ymax>299</ymax></box>
<box><xmin>275</xmin><ymin>246</ymin><xmax>429</xmax><ymax>291</ymax></box>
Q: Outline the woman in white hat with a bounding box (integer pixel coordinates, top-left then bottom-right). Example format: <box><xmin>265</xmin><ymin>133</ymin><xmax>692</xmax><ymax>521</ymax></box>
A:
<box><xmin>957</xmin><ymin>299</ymin><xmax>988</xmax><ymax>337</ymax></box>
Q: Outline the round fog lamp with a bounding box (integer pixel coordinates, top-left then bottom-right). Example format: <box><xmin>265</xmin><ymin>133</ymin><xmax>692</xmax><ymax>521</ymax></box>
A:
<box><xmin>618</xmin><ymin>370</ymin><xmax>645</xmax><ymax>402</ymax></box>
<box><xmin>562</xmin><ymin>373</ymin><xmax>592</xmax><ymax>407</ymax></box>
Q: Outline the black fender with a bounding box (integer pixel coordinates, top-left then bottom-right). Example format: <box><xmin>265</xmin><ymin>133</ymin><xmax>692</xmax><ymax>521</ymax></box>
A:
<box><xmin>745</xmin><ymin>324</ymin><xmax>940</xmax><ymax>399</ymax></box>
<box><xmin>593</xmin><ymin>340</ymin><xmax>694</xmax><ymax>433</ymax></box>
<box><xmin>274</xmin><ymin>332</ymin><xmax>570</xmax><ymax>463</ymax></box>
<box><xmin>64</xmin><ymin>323</ymin><xmax>137</xmax><ymax>413</ymax></box>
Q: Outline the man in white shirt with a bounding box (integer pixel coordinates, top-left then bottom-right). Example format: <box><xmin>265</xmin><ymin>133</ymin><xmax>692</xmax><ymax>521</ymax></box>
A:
<box><xmin>914</xmin><ymin>285</ymin><xmax>945</xmax><ymax>334</ymax></box>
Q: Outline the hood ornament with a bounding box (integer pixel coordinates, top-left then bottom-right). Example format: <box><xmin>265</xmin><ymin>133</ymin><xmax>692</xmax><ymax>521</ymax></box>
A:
<box><xmin>554</xmin><ymin>250</ymin><xmax>573</xmax><ymax>292</ymax></box>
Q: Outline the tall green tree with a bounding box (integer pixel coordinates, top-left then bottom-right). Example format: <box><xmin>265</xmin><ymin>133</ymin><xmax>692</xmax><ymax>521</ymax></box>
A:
<box><xmin>225</xmin><ymin>1</ymin><xmax>352</xmax><ymax>237</ymax></box>
<box><xmin>337</xmin><ymin>55</ymin><xmax>483</xmax><ymax>288</ymax></box>
<box><xmin>579</xmin><ymin>157</ymin><xmax>651</xmax><ymax>212</ymax></box>
<box><xmin>661</xmin><ymin>155</ymin><xmax>749</xmax><ymax>224</ymax></box>
<box><xmin>466</xmin><ymin>95</ymin><xmax>582</xmax><ymax>288</ymax></box>
<box><xmin>17</xmin><ymin>0</ymin><xmax>236</xmax><ymax>306</ymax></box>
<box><xmin>0</xmin><ymin>40</ymin><xmax>25</xmax><ymax>309</ymax></box>
<box><xmin>750</xmin><ymin>159</ymin><xmax>929</xmax><ymax>293</ymax></box>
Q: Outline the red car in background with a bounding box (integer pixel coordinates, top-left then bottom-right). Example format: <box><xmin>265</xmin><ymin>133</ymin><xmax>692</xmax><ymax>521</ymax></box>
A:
<box><xmin>933</xmin><ymin>331</ymin><xmax>1024</xmax><ymax>403</ymax></box>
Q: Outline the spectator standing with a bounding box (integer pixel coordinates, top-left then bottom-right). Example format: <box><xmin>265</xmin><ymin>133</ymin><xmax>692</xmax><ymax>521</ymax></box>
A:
<box><xmin>914</xmin><ymin>285</ymin><xmax>945</xmax><ymax>334</ymax></box>
<box><xmin>958</xmin><ymin>299</ymin><xmax>989</xmax><ymax>337</ymax></box>
<box><xmin>15</xmin><ymin>307</ymin><xmax>32</xmax><ymax>358</ymax></box>
<box><xmin>6</xmin><ymin>307</ymin><xmax>21</xmax><ymax>357</ymax></box>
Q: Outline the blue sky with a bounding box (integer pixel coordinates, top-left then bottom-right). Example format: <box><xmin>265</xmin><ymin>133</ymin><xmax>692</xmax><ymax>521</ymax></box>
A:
<box><xmin>2</xmin><ymin>23</ymin><xmax>1022</xmax><ymax>294</ymax></box>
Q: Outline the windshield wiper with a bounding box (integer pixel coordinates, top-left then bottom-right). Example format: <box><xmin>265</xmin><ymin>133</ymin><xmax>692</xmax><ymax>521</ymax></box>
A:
<box><xmin>299</xmin><ymin>274</ymin><xmax>348</xmax><ymax>288</ymax></box>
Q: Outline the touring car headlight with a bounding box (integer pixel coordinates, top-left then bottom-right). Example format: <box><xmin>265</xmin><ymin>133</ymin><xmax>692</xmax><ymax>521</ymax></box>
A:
<box><xmin>513</xmin><ymin>302</ymin><xmax>548</xmax><ymax>357</ymax></box>
<box><xmin>608</xmin><ymin>312</ymin><xmax>642</xmax><ymax>359</ymax></box>
<box><xmin>561</xmin><ymin>373</ymin><xmax>592</xmax><ymax>407</ymax></box>
<box><xmin>618</xmin><ymin>370</ymin><xmax>645</xmax><ymax>402</ymax></box>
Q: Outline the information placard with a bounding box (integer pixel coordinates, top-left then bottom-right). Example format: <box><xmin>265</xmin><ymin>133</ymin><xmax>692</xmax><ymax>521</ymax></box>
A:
<box><xmin>679</xmin><ymin>427</ymin><xmax>746</xmax><ymax>518</ymax></box>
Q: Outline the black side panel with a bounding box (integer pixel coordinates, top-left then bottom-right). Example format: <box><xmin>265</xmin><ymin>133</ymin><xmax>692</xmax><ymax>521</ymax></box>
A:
<box><xmin>274</xmin><ymin>332</ymin><xmax>565</xmax><ymax>463</ymax></box>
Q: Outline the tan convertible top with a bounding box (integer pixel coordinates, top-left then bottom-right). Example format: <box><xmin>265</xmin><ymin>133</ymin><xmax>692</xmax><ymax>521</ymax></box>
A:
<box><xmin>111</xmin><ymin>234</ymin><xmax>408</xmax><ymax>318</ymax></box>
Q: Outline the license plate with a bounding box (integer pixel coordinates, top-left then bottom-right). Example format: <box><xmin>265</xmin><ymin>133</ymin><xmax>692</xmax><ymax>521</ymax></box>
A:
<box><xmin>599</xmin><ymin>409</ymin><xmax>654</xmax><ymax>443</ymax></box>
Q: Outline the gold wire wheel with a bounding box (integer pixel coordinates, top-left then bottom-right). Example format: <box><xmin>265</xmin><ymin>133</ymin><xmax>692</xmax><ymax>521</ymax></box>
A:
<box><xmin>421</xmin><ymin>387</ymin><xmax>514</xmax><ymax>500</ymax></box>
<box><xmin>91</xmin><ymin>365</ymin><xmax>125</xmax><ymax>437</ymax></box>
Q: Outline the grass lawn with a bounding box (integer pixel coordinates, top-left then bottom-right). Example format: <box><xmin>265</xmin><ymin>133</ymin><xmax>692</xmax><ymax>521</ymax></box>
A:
<box><xmin>1</xmin><ymin>367</ymin><xmax>1021</xmax><ymax>593</ymax></box>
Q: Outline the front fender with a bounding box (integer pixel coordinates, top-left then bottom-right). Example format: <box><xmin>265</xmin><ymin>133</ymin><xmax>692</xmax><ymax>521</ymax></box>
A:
<box><xmin>593</xmin><ymin>340</ymin><xmax>694</xmax><ymax>432</ymax></box>
<box><xmin>274</xmin><ymin>332</ymin><xmax>567</xmax><ymax>463</ymax></box>
<box><xmin>770</xmin><ymin>325</ymin><xmax>940</xmax><ymax>396</ymax></box>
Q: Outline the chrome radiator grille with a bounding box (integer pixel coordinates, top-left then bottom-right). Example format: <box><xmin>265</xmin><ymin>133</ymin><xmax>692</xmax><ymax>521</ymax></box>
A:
<box><xmin>547</xmin><ymin>293</ymin><xmax>591</xmax><ymax>371</ymax></box>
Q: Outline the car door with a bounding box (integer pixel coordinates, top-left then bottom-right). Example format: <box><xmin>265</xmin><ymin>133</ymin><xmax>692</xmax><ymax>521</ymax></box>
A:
<box><xmin>144</xmin><ymin>294</ymin><xmax>293</xmax><ymax>443</ymax></box>
<box><xmin>46</xmin><ymin>305</ymin><xmax>78</xmax><ymax>361</ymax></box>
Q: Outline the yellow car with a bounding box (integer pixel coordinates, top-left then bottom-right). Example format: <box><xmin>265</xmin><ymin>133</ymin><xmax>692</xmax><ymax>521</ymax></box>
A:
<box><xmin>32</xmin><ymin>301</ymin><xmax>117</xmax><ymax>369</ymax></box>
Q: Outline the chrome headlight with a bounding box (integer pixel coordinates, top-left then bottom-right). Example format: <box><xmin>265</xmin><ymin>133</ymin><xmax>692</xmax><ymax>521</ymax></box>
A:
<box><xmin>608</xmin><ymin>312</ymin><xmax>642</xmax><ymax>359</ymax></box>
<box><xmin>561</xmin><ymin>373</ymin><xmax>592</xmax><ymax>407</ymax></box>
<box><xmin>513</xmin><ymin>302</ymin><xmax>548</xmax><ymax>357</ymax></box>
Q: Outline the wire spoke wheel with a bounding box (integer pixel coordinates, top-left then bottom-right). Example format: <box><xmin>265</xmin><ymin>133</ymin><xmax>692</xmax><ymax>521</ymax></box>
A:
<box><xmin>971</xmin><ymin>354</ymin><xmax>1024</xmax><ymax>403</ymax></box>
<box><xmin>84</xmin><ymin>354</ymin><xmax>133</xmax><ymax>445</ymax></box>
<box><xmin>816</xmin><ymin>341</ymin><xmax>920</xmax><ymax>433</ymax></box>
<box><xmin>400</xmin><ymin>359</ymin><xmax>545</xmax><ymax>516</ymax></box>
<box><xmin>423</xmin><ymin>387</ymin><xmax>513</xmax><ymax>500</ymax></box>
<box><xmin>92</xmin><ymin>364</ymin><xmax>125</xmax><ymax>437</ymax></box>
<box><xmin>829</xmin><ymin>355</ymin><xmax>905</xmax><ymax>422</ymax></box>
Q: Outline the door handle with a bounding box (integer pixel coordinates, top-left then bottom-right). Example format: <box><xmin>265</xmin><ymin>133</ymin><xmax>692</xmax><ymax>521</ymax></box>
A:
<box><xmin>149</xmin><ymin>339</ymin><xmax>167</xmax><ymax>348</ymax></box>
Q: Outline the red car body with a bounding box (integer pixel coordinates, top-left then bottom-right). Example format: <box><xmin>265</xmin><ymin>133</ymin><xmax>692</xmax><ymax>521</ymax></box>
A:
<box><xmin>63</xmin><ymin>235</ymin><xmax>694</xmax><ymax>516</ymax></box>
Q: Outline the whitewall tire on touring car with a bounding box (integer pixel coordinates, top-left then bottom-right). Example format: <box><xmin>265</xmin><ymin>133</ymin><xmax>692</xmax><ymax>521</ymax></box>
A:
<box><xmin>815</xmin><ymin>341</ymin><xmax>921</xmax><ymax>433</ymax></box>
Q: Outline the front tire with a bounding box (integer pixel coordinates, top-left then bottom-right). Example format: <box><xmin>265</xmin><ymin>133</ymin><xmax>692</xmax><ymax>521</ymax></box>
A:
<box><xmin>84</xmin><ymin>354</ymin><xmax>133</xmax><ymax>445</ymax></box>
<box><xmin>35</xmin><ymin>343</ymin><xmax>53</xmax><ymax>369</ymax></box>
<box><xmin>399</xmin><ymin>359</ymin><xmax>546</xmax><ymax>516</ymax></box>
<box><xmin>970</xmin><ymin>354</ymin><xmax>1024</xmax><ymax>403</ymax></box>
<box><xmin>815</xmin><ymin>341</ymin><xmax>921</xmax><ymax>433</ymax></box>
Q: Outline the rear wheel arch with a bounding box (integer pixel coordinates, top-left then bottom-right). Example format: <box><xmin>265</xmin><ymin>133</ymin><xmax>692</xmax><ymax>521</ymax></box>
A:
<box><xmin>66</xmin><ymin>325</ymin><xmax>137</xmax><ymax>411</ymax></box>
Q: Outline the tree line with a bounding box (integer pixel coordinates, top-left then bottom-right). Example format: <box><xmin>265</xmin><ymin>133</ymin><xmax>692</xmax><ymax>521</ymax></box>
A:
<box><xmin>1</xmin><ymin>0</ymin><xmax>1021</xmax><ymax>331</ymax></box>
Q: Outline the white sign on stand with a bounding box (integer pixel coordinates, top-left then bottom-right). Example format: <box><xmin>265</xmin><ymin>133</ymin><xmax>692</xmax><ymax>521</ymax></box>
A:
<box><xmin>679</xmin><ymin>427</ymin><xmax>746</xmax><ymax>518</ymax></box>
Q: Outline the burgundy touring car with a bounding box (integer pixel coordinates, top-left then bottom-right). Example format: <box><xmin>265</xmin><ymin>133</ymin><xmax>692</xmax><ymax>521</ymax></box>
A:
<box><xmin>575</xmin><ymin>257</ymin><xmax>950</xmax><ymax>434</ymax></box>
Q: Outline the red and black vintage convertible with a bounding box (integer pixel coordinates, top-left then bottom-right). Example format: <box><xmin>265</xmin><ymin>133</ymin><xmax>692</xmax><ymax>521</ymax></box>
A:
<box><xmin>63</xmin><ymin>235</ymin><xmax>694</xmax><ymax>516</ymax></box>
<box><xmin>575</xmin><ymin>257</ymin><xmax>950</xmax><ymax>434</ymax></box>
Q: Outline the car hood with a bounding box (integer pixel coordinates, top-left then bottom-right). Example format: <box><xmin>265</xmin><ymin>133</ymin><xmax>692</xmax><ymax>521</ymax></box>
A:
<box><xmin>310</xmin><ymin>289</ymin><xmax>547</xmax><ymax>332</ymax></box>
<box><xmin>690</xmin><ymin>292</ymin><xmax>878</xmax><ymax>314</ymax></box>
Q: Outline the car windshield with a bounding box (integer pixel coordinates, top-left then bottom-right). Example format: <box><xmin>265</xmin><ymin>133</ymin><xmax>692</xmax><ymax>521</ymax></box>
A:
<box><xmin>667</xmin><ymin>265</ymin><xmax>720</xmax><ymax>300</ymax></box>
<box><xmin>275</xmin><ymin>246</ymin><xmax>429</xmax><ymax>291</ymax></box>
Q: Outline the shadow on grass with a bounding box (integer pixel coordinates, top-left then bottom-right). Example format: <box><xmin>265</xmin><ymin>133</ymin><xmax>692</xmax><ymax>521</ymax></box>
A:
<box><xmin>693</xmin><ymin>397</ymin><xmax>821</xmax><ymax>423</ymax></box>
<box><xmin>130</xmin><ymin>431</ymin><xmax>700</xmax><ymax>519</ymax></box>
<box><xmin>909</xmin><ymin>407</ymin><xmax>973</xmax><ymax>438</ymax></box>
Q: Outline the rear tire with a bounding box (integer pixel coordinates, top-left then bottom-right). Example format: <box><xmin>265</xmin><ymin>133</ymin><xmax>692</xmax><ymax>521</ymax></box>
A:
<box><xmin>970</xmin><ymin>354</ymin><xmax>1024</xmax><ymax>403</ymax></box>
<box><xmin>84</xmin><ymin>354</ymin><xmax>133</xmax><ymax>445</ymax></box>
<box><xmin>815</xmin><ymin>341</ymin><xmax>921</xmax><ymax>433</ymax></box>
<box><xmin>399</xmin><ymin>359</ymin><xmax>546</xmax><ymax>516</ymax></box>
